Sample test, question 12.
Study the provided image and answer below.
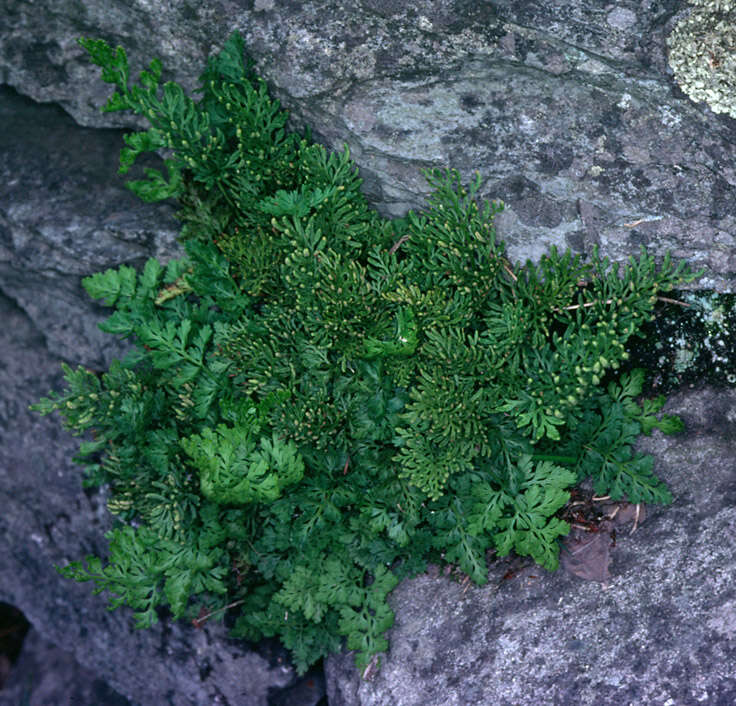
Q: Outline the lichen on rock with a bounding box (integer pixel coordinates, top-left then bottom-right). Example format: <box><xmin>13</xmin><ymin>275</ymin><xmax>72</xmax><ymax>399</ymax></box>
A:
<box><xmin>666</xmin><ymin>0</ymin><xmax>736</xmax><ymax>118</ymax></box>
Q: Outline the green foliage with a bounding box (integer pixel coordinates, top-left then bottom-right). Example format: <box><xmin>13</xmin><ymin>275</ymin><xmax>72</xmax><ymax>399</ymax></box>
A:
<box><xmin>180</xmin><ymin>427</ymin><xmax>305</xmax><ymax>504</ymax></box>
<box><xmin>33</xmin><ymin>32</ymin><xmax>702</xmax><ymax>675</ymax></box>
<box><xmin>59</xmin><ymin>510</ymin><xmax>230</xmax><ymax>629</ymax></box>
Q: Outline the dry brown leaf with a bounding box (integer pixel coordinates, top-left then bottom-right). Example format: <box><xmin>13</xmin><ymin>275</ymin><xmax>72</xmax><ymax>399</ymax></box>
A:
<box><xmin>561</xmin><ymin>527</ymin><xmax>612</xmax><ymax>582</ymax></box>
<box><xmin>560</xmin><ymin>502</ymin><xmax>646</xmax><ymax>582</ymax></box>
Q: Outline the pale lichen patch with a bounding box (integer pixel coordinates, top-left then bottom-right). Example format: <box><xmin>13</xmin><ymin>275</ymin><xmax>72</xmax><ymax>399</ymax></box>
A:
<box><xmin>666</xmin><ymin>0</ymin><xmax>736</xmax><ymax>118</ymax></box>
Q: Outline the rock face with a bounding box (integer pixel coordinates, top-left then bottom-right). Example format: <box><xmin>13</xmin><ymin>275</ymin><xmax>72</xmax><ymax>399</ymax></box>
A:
<box><xmin>0</xmin><ymin>85</ymin><xmax>182</xmax><ymax>368</ymax></box>
<box><xmin>0</xmin><ymin>626</ymin><xmax>135</xmax><ymax>706</ymax></box>
<box><xmin>2</xmin><ymin>0</ymin><xmax>736</xmax><ymax>290</ymax></box>
<box><xmin>324</xmin><ymin>385</ymin><xmax>736</xmax><ymax>704</ymax></box>
<box><xmin>1</xmin><ymin>1</ymin><xmax>736</xmax><ymax>704</ymax></box>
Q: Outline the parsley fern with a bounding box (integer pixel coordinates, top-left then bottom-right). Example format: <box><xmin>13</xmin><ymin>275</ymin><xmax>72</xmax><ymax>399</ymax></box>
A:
<box><xmin>32</xmin><ymin>32</ymin><xmax>701</xmax><ymax>675</ymax></box>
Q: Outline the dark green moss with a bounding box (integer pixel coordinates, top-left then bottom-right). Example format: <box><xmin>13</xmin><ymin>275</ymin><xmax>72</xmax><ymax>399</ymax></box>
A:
<box><xmin>624</xmin><ymin>290</ymin><xmax>736</xmax><ymax>395</ymax></box>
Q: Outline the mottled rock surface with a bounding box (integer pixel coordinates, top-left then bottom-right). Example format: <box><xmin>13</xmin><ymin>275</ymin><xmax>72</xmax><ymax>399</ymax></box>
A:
<box><xmin>0</xmin><ymin>85</ymin><xmax>181</xmax><ymax>368</ymax></box>
<box><xmin>2</xmin><ymin>0</ymin><xmax>735</xmax><ymax>289</ymax></box>
<box><xmin>0</xmin><ymin>627</ymin><xmax>133</xmax><ymax>706</ymax></box>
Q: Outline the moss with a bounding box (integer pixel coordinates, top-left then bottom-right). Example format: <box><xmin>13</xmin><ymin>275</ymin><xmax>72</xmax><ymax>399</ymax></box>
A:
<box><xmin>624</xmin><ymin>289</ymin><xmax>736</xmax><ymax>394</ymax></box>
<box><xmin>666</xmin><ymin>0</ymin><xmax>736</xmax><ymax>118</ymax></box>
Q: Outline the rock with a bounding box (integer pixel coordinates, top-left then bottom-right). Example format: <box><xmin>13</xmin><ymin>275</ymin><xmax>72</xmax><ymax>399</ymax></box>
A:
<box><xmin>0</xmin><ymin>85</ymin><xmax>182</xmax><ymax>368</ymax></box>
<box><xmin>325</xmin><ymin>383</ymin><xmax>736</xmax><ymax>704</ymax></box>
<box><xmin>1</xmin><ymin>1</ymin><xmax>735</xmax><ymax>290</ymax></box>
<box><xmin>2</xmin><ymin>0</ymin><xmax>736</xmax><ymax>702</ymax></box>
<box><xmin>0</xmin><ymin>292</ymin><xmax>297</xmax><ymax>705</ymax></box>
<box><xmin>0</xmin><ymin>627</ymin><xmax>133</xmax><ymax>706</ymax></box>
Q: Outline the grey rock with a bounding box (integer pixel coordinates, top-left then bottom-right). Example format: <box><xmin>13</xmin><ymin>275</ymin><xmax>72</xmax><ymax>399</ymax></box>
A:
<box><xmin>0</xmin><ymin>292</ymin><xmax>296</xmax><ymax>705</ymax></box>
<box><xmin>0</xmin><ymin>627</ymin><xmax>133</xmax><ymax>706</ymax></box>
<box><xmin>0</xmin><ymin>85</ymin><xmax>182</xmax><ymax>369</ymax></box>
<box><xmin>325</xmin><ymin>383</ymin><xmax>736</xmax><ymax>705</ymax></box>
<box><xmin>1</xmin><ymin>0</ymin><xmax>735</xmax><ymax>290</ymax></box>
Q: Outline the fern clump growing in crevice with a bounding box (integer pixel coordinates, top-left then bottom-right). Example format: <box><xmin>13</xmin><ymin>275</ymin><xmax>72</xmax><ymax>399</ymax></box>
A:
<box><xmin>32</xmin><ymin>32</ymin><xmax>701</xmax><ymax>676</ymax></box>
